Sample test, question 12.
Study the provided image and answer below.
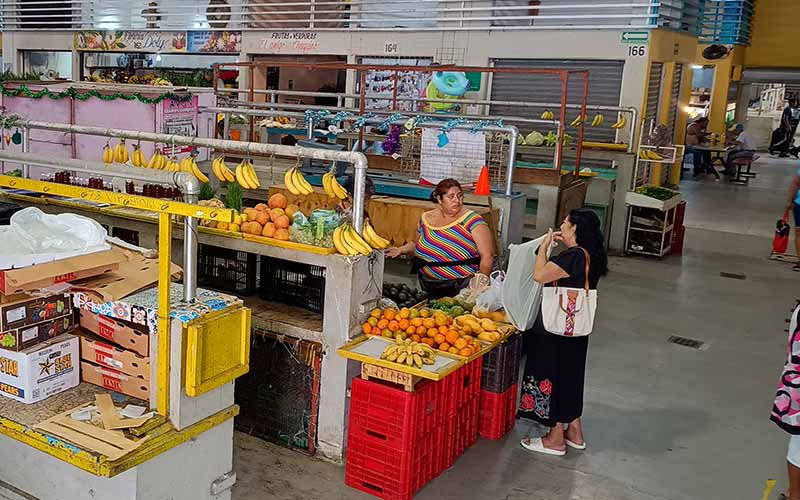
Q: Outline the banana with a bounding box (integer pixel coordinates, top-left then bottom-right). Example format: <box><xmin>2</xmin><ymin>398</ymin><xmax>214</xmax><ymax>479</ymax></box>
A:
<box><xmin>363</xmin><ymin>222</ymin><xmax>390</xmax><ymax>249</ymax></box>
<box><xmin>211</xmin><ymin>157</ymin><xmax>223</xmax><ymax>181</ymax></box>
<box><xmin>397</xmin><ymin>352</ymin><xmax>407</xmax><ymax>365</ymax></box>
<box><xmin>102</xmin><ymin>144</ymin><xmax>113</xmax><ymax>164</ymax></box>
<box><xmin>413</xmin><ymin>353</ymin><xmax>422</xmax><ymax>368</ymax></box>
<box><xmin>591</xmin><ymin>113</ymin><xmax>604</xmax><ymax>127</ymax></box>
<box><xmin>156</xmin><ymin>152</ymin><xmax>167</xmax><ymax>170</ymax></box>
<box><xmin>179</xmin><ymin>156</ymin><xmax>192</xmax><ymax>172</ymax></box>
<box><xmin>344</xmin><ymin>225</ymin><xmax>373</xmax><ymax>256</ymax></box>
<box><xmin>570</xmin><ymin>115</ymin><xmax>586</xmax><ymax>128</ymax></box>
<box><xmin>292</xmin><ymin>168</ymin><xmax>314</xmax><ymax>195</ymax></box>
<box><xmin>113</xmin><ymin>140</ymin><xmax>129</xmax><ymax>163</ymax></box>
<box><xmin>214</xmin><ymin>157</ymin><xmax>235</xmax><ymax>183</ymax></box>
<box><xmin>243</xmin><ymin>160</ymin><xmax>261</xmax><ymax>189</ymax></box>
<box><xmin>611</xmin><ymin>115</ymin><xmax>627</xmax><ymax>129</ymax></box>
<box><xmin>130</xmin><ymin>146</ymin><xmax>140</xmax><ymax>167</ymax></box>
<box><xmin>335</xmin><ymin>225</ymin><xmax>359</xmax><ymax>255</ymax></box>
<box><xmin>387</xmin><ymin>352</ymin><xmax>398</xmax><ymax>362</ymax></box>
<box><xmin>166</xmin><ymin>156</ymin><xmax>180</xmax><ymax>171</ymax></box>
<box><xmin>332</xmin><ymin>226</ymin><xmax>350</xmax><ymax>255</ymax></box>
<box><xmin>148</xmin><ymin>152</ymin><xmax>159</xmax><ymax>169</ymax></box>
<box><xmin>284</xmin><ymin>167</ymin><xmax>301</xmax><ymax>195</ymax></box>
<box><xmin>322</xmin><ymin>172</ymin><xmax>336</xmax><ymax>198</ymax></box>
<box><xmin>139</xmin><ymin>148</ymin><xmax>149</xmax><ymax>168</ymax></box>
<box><xmin>329</xmin><ymin>175</ymin><xmax>348</xmax><ymax>200</ymax></box>
<box><xmin>235</xmin><ymin>162</ymin><xmax>254</xmax><ymax>189</ymax></box>
<box><xmin>189</xmin><ymin>159</ymin><xmax>210</xmax><ymax>183</ymax></box>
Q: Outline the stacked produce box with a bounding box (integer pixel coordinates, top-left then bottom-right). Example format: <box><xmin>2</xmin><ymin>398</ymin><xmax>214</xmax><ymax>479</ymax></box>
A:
<box><xmin>76</xmin><ymin>310</ymin><xmax>150</xmax><ymax>401</ymax></box>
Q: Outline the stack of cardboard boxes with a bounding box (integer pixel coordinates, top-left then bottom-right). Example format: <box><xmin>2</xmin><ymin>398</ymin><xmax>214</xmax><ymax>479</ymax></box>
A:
<box><xmin>0</xmin><ymin>247</ymin><xmax>128</xmax><ymax>404</ymax></box>
<box><xmin>76</xmin><ymin>310</ymin><xmax>150</xmax><ymax>401</ymax></box>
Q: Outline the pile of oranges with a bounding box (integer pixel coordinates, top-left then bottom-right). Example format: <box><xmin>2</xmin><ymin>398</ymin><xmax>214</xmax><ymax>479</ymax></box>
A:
<box><xmin>362</xmin><ymin>307</ymin><xmax>482</xmax><ymax>358</ymax></box>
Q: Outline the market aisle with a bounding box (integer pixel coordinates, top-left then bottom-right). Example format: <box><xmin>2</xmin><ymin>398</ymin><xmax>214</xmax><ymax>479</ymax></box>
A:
<box><xmin>231</xmin><ymin>158</ymin><xmax>798</xmax><ymax>500</ymax></box>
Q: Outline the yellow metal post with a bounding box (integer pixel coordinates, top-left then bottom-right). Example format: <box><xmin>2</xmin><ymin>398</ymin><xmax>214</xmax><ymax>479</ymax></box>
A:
<box><xmin>157</xmin><ymin>213</ymin><xmax>172</xmax><ymax>416</ymax></box>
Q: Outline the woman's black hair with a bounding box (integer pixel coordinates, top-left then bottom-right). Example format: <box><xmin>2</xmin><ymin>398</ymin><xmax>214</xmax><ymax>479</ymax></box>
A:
<box><xmin>342</xmin><ymin>174</ymin><xmax>376</xmax><ymax>198</ymax></box>
<box><xmin>430</xmin><ymin>178</ymin><xmax>462</xmax><ymax>203</ymax></box>
<box><xmin>568</xmin><ymin>208</ymin><xmax>608</xmax><ymax>279</ymax></box>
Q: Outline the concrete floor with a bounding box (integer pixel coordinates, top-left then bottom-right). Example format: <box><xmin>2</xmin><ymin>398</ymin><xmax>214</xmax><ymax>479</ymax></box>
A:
<box><xmin>232</xmin><ymin>155</ymin><xmax>799</xmax><ymax>500</ymax></box>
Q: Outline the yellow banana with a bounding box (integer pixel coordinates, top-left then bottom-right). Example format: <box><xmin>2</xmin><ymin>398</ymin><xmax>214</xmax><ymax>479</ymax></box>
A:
<box><xmin>322</xmin><ymin>172</ymin><xmax>336</xmax><ymax>198</ymax></box>
<box><xmin>235</xmin><ymin>162</ymin><xmax>254</xmax><ymax>189</ymax></box>
<box><xmin>166</xmin><ymin>156</ymin><xmax>180</xmax><ymax>171</ymax></box>
<box><xmin>332</xmin><ymin>226</ymin><xmax>353</xmax><ymax>255</ymax></box>
<box><xmin>345</xmin><ymin>225</ymin><xmax>372</xmax><ymax>256</ymax></box>
<box><xmin>147</xmin><ymin>150</ymin><xmax>160</xmax><ymax>169</ymax></box>
<box><xmin>102</xmin><ymin>144</ymin><xmax>113</xmax><ymax>164</ymax></box>
<box><xmin>114</xmin><ymin>140</ymin><xmax>129</xmax><ymax>163</ymax></box>
<box><xmin>363</xmin><ymin>222</ymin><xmax>390</xmax><ymax>249</ymax></box>
<box><xmin>180</xmin><ymin>156</ymin><xmax>192</xmax><ymax>172</ymax></box>
<box><xmin>591</xmin><ymin>113</ymin><xmax>604</xmax><ymax>127</ymax></box>
<box><xmin>330</xmin><ymin>175</ymin><xmax>348</xmax><ymax>200</ymax></box>
<box><xmin>211</xmin><ymin>157</ymin><xmax>223</xmax><ymax>181</ymax></box>
<box><xmin>611</xmin><ymin>115</ymin><xmax>627</xmax><ymax>129</ymax></box>
<box><xmin>292</xmin><ymin>168</ymin><xmax>314</xmax><ymax>195</ymax></box>
<box><xmin>243</xmin><ymin>160</ymin><xmax>261</xmax><ymax>189</ymax></box>
<box><xmin>284</xmin><ymin>167</ymin><xmax>301</xmax><ymax>195</ymax></box>
<box><xmin>221</xmin><ymin>162</ymin><xmax>235</xmax><ymax>183</ymax></box>
<box><xmin>157</xmin><ymin>153</ymin><xmax>167</xmax><ymax>170</ymax></box>
<box><xmin>189</xmin><ymin>159</ymin><xmax>209</xmax><ymax>183</ymax></box>
<box><xmin>139</xmin><ymin>148</ymin><xmax>149</xmax><ymax>168</ymax></box>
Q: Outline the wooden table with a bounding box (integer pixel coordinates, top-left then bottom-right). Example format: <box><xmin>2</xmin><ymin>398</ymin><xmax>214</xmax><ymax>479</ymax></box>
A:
<box><xmin>693</xmin><ymin>144</ymin><xmax>733</xmax><ymax>178</ymax></box>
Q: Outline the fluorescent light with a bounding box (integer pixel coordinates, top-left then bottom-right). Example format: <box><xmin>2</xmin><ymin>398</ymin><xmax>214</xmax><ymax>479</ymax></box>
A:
<box><xmin>155</xmin><ymin>54</ymin><xmax>162</xmax><ymax>62</ymax></box>
<box><xmin>691</xmin><ymin>64</ymin><xmax>704</xmax><ymax>70</ymax></box>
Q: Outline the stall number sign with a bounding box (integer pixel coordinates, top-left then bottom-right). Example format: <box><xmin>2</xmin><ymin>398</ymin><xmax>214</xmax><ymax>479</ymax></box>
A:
<box><xmin>621</xmin><ymin>31</ymin><xmax>648</xmax><ymax>58</ymax></box>
<box><xmin>627</xmin><ymin>46</ymin><xmax>647</xmax><ymax>57</ymax></box>
<box><xmin>384</xmin><ymin>42</ymin><xmax>399</xmax><ymax>54</ymax></box>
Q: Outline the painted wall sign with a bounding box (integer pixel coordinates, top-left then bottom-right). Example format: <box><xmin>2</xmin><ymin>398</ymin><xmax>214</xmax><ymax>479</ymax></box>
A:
<box><xmin>75</xmin><ymin>31</ymin><xmax>242</xmax><ymax>53</ymax></box>
<box><xmin>162</xmin><ymin>95</ymin><xmax>198</xmax><ymax>154</ymax></box>
<box><xmin>75</xmin><ymin>31</ymin><xmax>187</xmax><ymax>52</ymax></box>
<box><xmin>187</xmin><ymin>31</ymin><xmax>241</xmax><ymax>53</ymax></box>
<box><xmin>258</xmin><ymin>32</ymin><xmax>321</xmax><ymax>54</ymax></box>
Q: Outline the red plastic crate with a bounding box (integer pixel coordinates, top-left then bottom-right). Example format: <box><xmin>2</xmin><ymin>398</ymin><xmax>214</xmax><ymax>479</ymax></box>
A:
<box><xmin>347</xmin><ymin>377</ymin><xmax>442</xmax><ymax>499</ymax></box>
<box><xmin>478</xmin><ymin>384</ymin><xmax>518</xmax><ymax>440</ymax></box>
<box><xmin>671</xmin><ymin>227</ymin><xmax>685</xmax><ymax>255</ymax></box>
<box><xmin>445</xmin><ymin>358</ymin><xmax>483</xmax><ymax>416</ymax></box>
<box><xmin>674</xmin><ymin>200</ymin><xmax>686</xmax><ymax>230</ymax></box>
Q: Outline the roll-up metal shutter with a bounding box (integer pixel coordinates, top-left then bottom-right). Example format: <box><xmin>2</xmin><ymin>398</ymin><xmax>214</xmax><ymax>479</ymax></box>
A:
<box><xmin>489</xmin><ymin>59</ymin><xmax>625</xmax><ymax>143</ymax></box>
<box><xmin>667</xmin><ymin>64</ymin><xmax>684</xmax><ymax>137</ymax></box>
<box><xmin>644</xmin><ymin>62</ymin><xmax>664</xmax><ymax>134</ymax></box>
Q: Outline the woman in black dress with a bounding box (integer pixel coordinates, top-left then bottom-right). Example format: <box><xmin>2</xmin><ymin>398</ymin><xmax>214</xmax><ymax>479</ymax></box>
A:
<box><xmin>519</xmin><ymin>208</ymin><xmax>608</xmax><ymax>456</ymax></box>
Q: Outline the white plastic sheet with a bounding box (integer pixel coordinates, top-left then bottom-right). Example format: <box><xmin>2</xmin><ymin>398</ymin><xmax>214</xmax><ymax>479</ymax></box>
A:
<box><xmin>501</xmin><ymin>234</ymin><xmax>548</xmax><ymax>331</ymax></box>
<box><xmin>0</xmin><ymin>207</ymin><xmax>109</xmax><ymax>269</ymax></box>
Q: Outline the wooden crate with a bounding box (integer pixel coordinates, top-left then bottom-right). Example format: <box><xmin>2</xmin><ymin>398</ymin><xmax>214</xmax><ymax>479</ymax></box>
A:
<box><xmin>361</xmin><ymin>363</ymin><xmax>423</xmax><ymax>392</ymax></box>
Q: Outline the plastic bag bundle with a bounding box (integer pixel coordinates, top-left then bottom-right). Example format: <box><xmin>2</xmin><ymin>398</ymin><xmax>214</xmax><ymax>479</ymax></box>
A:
<box><xmin>501</xmin><ymin>234</ymin><xmax>547</xmax><ymax>331</ymax></box>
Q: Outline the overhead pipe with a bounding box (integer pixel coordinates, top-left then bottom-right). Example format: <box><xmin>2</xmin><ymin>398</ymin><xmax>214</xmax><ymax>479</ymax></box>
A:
<box><xmin>10</xmin><ymin>119</ymin><xmax>370</xmax><ymax>233</ymax></box>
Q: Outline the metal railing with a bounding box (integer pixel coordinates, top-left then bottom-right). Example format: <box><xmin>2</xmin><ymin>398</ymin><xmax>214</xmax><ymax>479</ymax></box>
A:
<box><xmin>0</xmin><ymin>0</ymin><xmax>704</xmax><ymax>32</ymax></box>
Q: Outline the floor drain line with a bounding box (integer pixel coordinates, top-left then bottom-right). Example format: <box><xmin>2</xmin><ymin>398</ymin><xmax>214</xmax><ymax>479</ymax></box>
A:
<box><xmin>667</xmin><ymin>336</ymin><xmax>709</xmax><ymax>350</ymax></box>
<box><xmin>720</xmin><ymin>272</ymin><xmax>746</xmax><ymax>280</ymax></box>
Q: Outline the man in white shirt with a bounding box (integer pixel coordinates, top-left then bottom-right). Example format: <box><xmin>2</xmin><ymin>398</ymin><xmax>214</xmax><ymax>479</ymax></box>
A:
<box><xmin>725</xmin><ymin>123</ymin><xmax>756</xmax><ymax>177</ymax></box>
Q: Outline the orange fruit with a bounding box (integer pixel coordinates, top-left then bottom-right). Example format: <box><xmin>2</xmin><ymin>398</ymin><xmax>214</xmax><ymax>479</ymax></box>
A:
<box><xmin>421</xmin><ymin>338</ymin><xmax>435</xmax><ymax>347</ymax></box>
<box><xmin>370</xmin><ymin>309</ymin><xmax>382</xmax><ymax>318</ymax></box>
<box><xmin>410</xmin><ymin>334</ymin><xmax>421</xmax><ymax>343</ymax></box>
<box><xmin>422</xmin><ymin>318</ymin><xmax>436</xmax><ymax>329</ymax></box>
<box><xmin>427</xmin><ymin>327</ymin><xmax>439</xmax><ymax>338</ymax></box>
<box><xmin>419</xmin><ymin>308</ymin><xmax>431</xmax><ymax>318</ymax></box>
<box><xmin>459</xmin><ymin>348</ymin><xmax>473</xmax><ymax>357</ymax></box>
<box><xmin>454</xmin><ymin>338</ymin><xmax>468</xmax><ymax>350</ymax></box>
<box><xmin>410</xmin><ymin>318</ymin><xmax>423</xmax><ymax>327</ymax></box>
<box><xmin>398</xmin><ymin>318</ymin><xmax>410</xmax><ymax>330</ymax></box>
<box><xmin>399</xmin><ymin>308</ymin><xmax>410</xmax><ymax>319</ymax></box>
<box><xmin>371</xmin><ymin>326</ymin><xmax>381</xmax><ymax>336</ymax></box>
<box><xmin>449</xmin><ymin>347</ymin><xmax>460</xmax><ymax>354</ymax></box>
<box><xmin>384</xmin><ymin>309</ymin><xmax>397</xmax><ymax>321</ymax></box>
<box><xmin>434</xmin><ymin>313</ymin><xmax>449</xmax><ymax>327</ymax></box>
<box><xmin>362</xmin><ymin>323</ymin><xmax>372</xmax><ymax>335</ymax></box>
<box><xmin>406</xmin><ymin>325</ymin><xmax>416</xmax><ymax>335</ymax></box>
<box><xmin>439</xmin><ymin>342</ymin><xmax>451</xmax><ymax>351</ymax></box>
<box><xmin>445</xmin><ymin>330</ymin><xmax>460</xmax><ymax>344</ymax></box>
<box><xmin>377</xmin><ymin>319</ymin><xmax>389</xmax><ymax>329</ymax></box>
<box><xmin>367</xmin><ymin>317</ymin><xmax>378</xmax><ymax>327</ymax></box>
<box><xmin>433</xmin><ymin>333</ymin><xmax>445</xmax><ymax>345</ymax></box>
<box><xmin>462</xmin><ymin>335</ymin><xmax>474</xmax><ymax>343</ymax></box>
<box><xmin>416</xmin><ymin>325</ymin><xmax>427</xmax><ymax>335</ymax></box>
<box><xmin>438</xmin><ymin>325</ymin><xmax>449</xmax><ymax>335</ymax></box>
<box><xmin>388</xmin><ymin>320</ymin><xmax>399</xmax><ymax>331</ymax></box>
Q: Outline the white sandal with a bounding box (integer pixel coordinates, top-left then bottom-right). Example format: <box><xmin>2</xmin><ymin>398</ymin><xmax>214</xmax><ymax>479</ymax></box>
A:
<box><xmin>566</xmin><ymin>438</ymin><xmax>586</xmax><ymax>450</ymax></box>
<box><xmin>520</xmin><ymin>437</ymin><xmax>566</xmax><ymax>456</ymax></box>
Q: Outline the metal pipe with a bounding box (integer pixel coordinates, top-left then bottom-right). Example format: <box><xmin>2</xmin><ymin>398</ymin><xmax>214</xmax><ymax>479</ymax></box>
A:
<box><xmin>505</xmin><ymin>126</ymin><xmax>519</xmax><ymax>196</ymax></box>
<box><xmin>12</xmin><ymin>119</ymin><xmax>371</xmax><ymax>233</ymax></box>
<box><xmin>22</xmin><ymin>127</ymin><xmax>30</xmax><ymax>179</ymax></box>
<box><xmin>183</xmin><ymin>200</ymin><xmax>199</xmax><ymax>303</ymax></box>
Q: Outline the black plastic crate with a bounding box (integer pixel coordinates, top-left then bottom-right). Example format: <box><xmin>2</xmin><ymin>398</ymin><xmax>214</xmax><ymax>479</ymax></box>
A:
<box><xmin>0</xmin><ymin>201</ymin><xmax>22</xmax><ymax>225</ymax></box>
<box><xmin>197</xmin><ymin>244</ymin><xmax>258</xmax><ymax>296</ymax></box>
<box><xmin>235</xmin><ymin>330</ymin><xmax>321</xmax><ymax>454</ymax></box>
<box><xmin>259</xmin><ymin>256</ymin><xmax>325</xmax><ymax>314</ymax></box>
<box><xmin>481</xmin><ymin>333</ymin><xmax>523</xmax><ymax>393</ymax></box>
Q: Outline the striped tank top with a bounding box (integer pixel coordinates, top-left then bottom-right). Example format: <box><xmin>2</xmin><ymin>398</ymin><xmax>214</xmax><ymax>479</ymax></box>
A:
<box><xmin>415</xmin><ymin>210</ymin><xmax>487</xmax><ymax>280</ymax></box>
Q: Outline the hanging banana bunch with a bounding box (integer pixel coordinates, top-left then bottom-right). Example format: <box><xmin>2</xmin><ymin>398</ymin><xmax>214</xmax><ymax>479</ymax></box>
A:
<box><xmin>211</xmin><ymin>156</ymin><xmax>236</xmax><ymax>183</ymax></box>
<box><xmin>234</xmin><ymin>159</ymin><xmax>260</xmax><ymax>190</ymax></box>
<box><xmin>610</xmin><ymin>114</ymin><xmax>627</xmax><ymax>129</ymax></box>
<box><xmin>322</xmin><ymin>170</ymin><xmax>348</xmax><ymax>200</ymax></box>
<box><xmin>284</xmin><ymin>163</ymin><xmax>314</xmax><ymax>196</ymax></box>
<box><xmin>590</xmin><ymin>113</ymin><xmax>604</xmax><ymax>127</ymax></box>
<box><xmin>101</xmin><ymin>143</ymin><xmax>113</xmax><ymax>164</ymax></box>
<box><xmin>113</xmin><ymin>139</ymin><xmax>129</xmax><ymax>164</ymax></box>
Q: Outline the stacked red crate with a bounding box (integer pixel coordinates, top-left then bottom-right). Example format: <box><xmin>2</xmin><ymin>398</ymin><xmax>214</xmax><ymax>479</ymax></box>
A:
<box><xmin>478</xmin><ymin>383</ymin><xmax>518</xmax><ymax>440</ymax></box>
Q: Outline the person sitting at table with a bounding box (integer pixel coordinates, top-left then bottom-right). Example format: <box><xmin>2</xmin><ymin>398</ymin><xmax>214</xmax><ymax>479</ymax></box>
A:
<box><xmin>724</xmin><ymin>123</ymin><xmax>756</xmax><ymax>177</ymax></box>
<box><xmin>385</xmin><ymin>178</ymin><xmax>494</xmax><ymax>298</ymax></box>
<box><xmin>686</xmin><ymin>117</ymin><xmax>713</xmax><ymax>178</ymax></box>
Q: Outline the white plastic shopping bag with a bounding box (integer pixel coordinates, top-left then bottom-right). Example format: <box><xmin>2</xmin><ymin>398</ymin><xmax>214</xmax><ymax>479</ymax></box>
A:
<box><xmin>501</xmin><ymin>235</ymin><xmax>547</xmax><ymax>330</ymax></box>
<box><xmin>475</xmin><ymin>270</ymin><xmax>505</xmax><ymax>312</ymax></box>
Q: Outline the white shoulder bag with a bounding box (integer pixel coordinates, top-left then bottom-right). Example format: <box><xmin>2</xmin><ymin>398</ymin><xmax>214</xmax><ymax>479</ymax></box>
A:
<box><xmin>540</xmin><ymin>247</ymin><xmax>597</xmax><ymax>337</ymax></box>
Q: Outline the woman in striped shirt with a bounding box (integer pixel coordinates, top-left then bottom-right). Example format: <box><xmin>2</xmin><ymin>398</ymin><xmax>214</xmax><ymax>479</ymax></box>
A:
<box><xmin>386</xmin><ymin>178</ymin><xmax>494</xmax><ymax>298</ymax></box>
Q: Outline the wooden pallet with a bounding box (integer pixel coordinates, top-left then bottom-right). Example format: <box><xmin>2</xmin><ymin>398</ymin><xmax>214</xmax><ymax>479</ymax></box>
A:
<box><xmin>361</xmin><ymin>363</ymin><xmax>423</xmax><ymax>392</ymax></box>
<box><xmin>34</xmin><ymin>403</ymin><xmax>145</xmax><ymax>461</ymax></box>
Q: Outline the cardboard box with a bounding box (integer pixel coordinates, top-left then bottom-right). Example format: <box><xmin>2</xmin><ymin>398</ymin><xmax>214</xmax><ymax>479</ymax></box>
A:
<box><xmin>80</xmin><ymin>361</ymin><xmax>149</xmax><ymax>401</ymax></box>
<box><xmin>76</xmin><ymin>331</ymin><xmax>149</xmax><ymax>380</ymax></box>
<box><xmin>0</xmin><ymin>312</ymin><xmax>75</xmax><ymax>352</ymax></box>
<box><xmin>0</xmin><ymin>247</ymin><xmax>128</xmax><ymax>295</ymax></box>
<box><xmin>78</xmin><ymin>310</ymin><xmax>149</xmax><ymax>357</ymax></box>
<box><xmin>0</xmin><ymin>334</ymin><xmax>79</xmax><ymax>404</ymax></box>
<box><xmin>0</xmin><ymin>293</ymin><xmax>71</xmax><ymax>332</ymax></box>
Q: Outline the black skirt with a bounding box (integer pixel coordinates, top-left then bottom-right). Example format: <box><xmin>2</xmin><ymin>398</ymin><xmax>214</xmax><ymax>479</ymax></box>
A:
<box><xmin>518</xmin><ymin>314</ymin><xmax>589</xmax><ymax>427</ymax></box>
